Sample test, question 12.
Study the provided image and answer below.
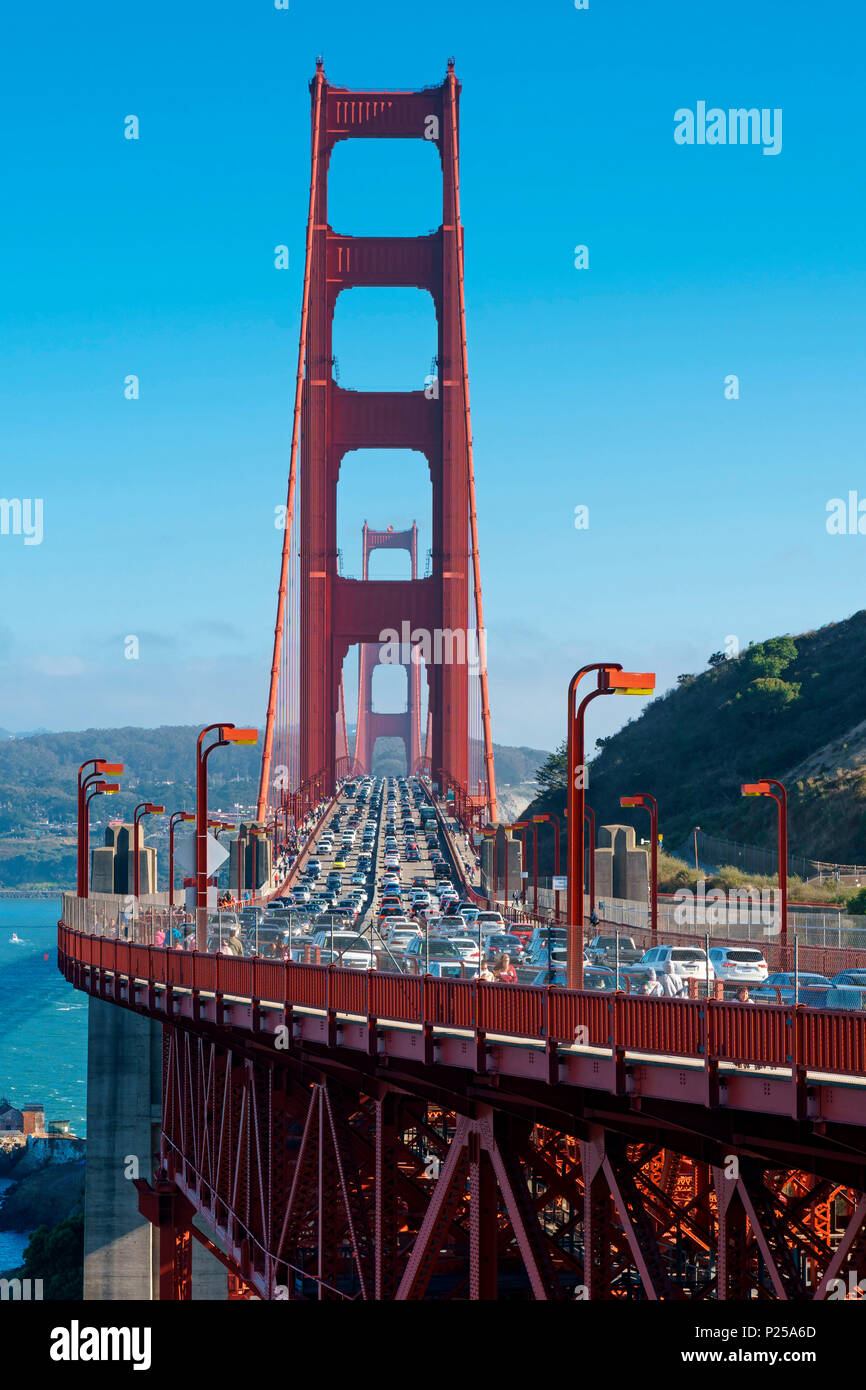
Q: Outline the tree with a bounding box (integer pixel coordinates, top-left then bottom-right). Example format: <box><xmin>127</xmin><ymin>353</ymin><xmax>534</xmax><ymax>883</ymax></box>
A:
<box><xmin>14</xmin><ymin>1206</ymin><xmax>83</xmax><ymax>1300</ymax></box>
<box><xmin>535</xmin><ymin>740</ymin><xmax>568</xmax><ymax>793</ymax></box>
<box><xmin>707</xmin><ymin>651</ymin><xmax>727</xmax><ymax>667</ymax></box>
<box><xmin>745</xmin><ymin>677</ymin><xmax>802</xmax><ymax>713</ymax></box>
<box><xmin>745</xmin><ymin>636</ymin><xmax>798</xmax><ymax>679</ymax></box>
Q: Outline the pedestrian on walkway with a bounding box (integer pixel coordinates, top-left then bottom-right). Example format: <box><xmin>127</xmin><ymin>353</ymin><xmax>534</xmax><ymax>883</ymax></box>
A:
<box><xmin>492</xmin><ymin>953</ymin><xmax>517</xmax><ymax>984</ymax></box>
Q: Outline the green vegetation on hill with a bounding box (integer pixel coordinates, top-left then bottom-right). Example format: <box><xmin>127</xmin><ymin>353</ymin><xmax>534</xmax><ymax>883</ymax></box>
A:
<box><xmin>0</xmin><ymin>725</ymin><xmax>548</xmax><ymax>888</ymax></box>
<box><xmin>527</xmin><ymin>611</ymin><xmax>866</xmax><ymax>871</ymax></box>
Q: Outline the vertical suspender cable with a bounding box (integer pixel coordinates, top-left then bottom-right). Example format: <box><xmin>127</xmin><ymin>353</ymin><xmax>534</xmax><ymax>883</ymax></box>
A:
<box><xmin>447</xmin><ymin>70</ymin><xmax>498</xmax><ymax>823</ymax></box>
<box><xmin>257</xmin><ymin>67</ymin><xmax>326</xmax><ymax>819</ymax></box>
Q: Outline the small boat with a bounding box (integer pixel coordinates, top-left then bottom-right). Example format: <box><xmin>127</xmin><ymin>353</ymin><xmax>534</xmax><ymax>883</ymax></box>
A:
<box><xmin>9</xmin><ymin>933</ymin><xmax>23</xmax><ymax>944</ymax></box>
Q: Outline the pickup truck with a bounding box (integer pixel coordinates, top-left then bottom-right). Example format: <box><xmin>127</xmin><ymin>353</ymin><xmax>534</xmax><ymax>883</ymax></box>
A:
<box><xmin>586</xmin><ymin>934</ymin><xmax>643</xmax><ymax>965</ymax></box>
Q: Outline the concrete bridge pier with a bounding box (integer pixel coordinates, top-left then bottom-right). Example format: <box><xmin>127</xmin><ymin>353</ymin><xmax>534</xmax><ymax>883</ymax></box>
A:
<box><xmin>83</xmin><ymin>997</ymin><xmax>226</xmax><ymax>1299</ymax></box>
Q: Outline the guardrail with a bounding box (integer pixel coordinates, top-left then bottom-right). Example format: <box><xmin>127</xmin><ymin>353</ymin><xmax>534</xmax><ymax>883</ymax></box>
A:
<box><xmin>57</xmin><ymin>922</ymin><xmax>866</xmax><ymax>1079</ymax></box>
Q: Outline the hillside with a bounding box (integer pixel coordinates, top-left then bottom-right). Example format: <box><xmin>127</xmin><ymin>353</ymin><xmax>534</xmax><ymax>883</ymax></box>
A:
<box><xmin>0</xmin><ymin>727</ymin><xmax>548</xmax><ymax>889</ymax></box>
<box><xmin>524</xmin><ymin>611</ymin><xmax>866</xmax><ymax>872</ymax></box>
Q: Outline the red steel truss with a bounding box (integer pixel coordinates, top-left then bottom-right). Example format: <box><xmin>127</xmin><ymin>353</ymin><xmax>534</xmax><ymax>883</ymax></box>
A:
<box><xmin>60</xmin><ymin>924</ymin><xmax>866</xmax><ymax>1300</ymax></box>
<box><xmin>257</xmin><ymin>62</ymin><xmax>497</xmax><ymax>822</ymax></box>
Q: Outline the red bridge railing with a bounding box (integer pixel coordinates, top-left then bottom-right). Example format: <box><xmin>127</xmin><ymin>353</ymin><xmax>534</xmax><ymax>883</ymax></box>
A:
<box><xmin>57</xmin><ymin>924</ymin><xmax>866</xmax><ymax>1079</ymax></box>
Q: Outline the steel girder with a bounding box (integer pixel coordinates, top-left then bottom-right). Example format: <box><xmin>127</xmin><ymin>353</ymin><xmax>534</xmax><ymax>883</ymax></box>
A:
<box><xmin>134</xmin><ymin>1021</ymin><xmax>866</xmax><ymax>1300</ymax></box>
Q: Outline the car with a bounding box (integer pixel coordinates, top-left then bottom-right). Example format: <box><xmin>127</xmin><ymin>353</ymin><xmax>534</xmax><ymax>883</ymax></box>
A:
<box><xmin>350</xmin><ymin>873</ymin><xmax>366</xmax><ymax>886</ymax></box>
<box><xmin>324</xmin><ymin>934</ymin><xmax>377</xmax><ymax>970</ymax></box>
<box><xmin>832</xmin><ymin>970</ymin><xmax>866</xmax><ymax>989</ymax></box>
<box><xmin>446</xmin><ymin>937</ymin><xmax>481</xmax><ymax>965</ymax></box>
<box><xmin>438</xmin><ymin>914</ymin><xmax>468</xmax><ymax>933</ymax></box>
<box><xmin>529</xmin><ymin>963</ymin><xmax>611</xmax><ymax>989</ymax></box>
<box><xmin>752</xmin><ymin>972</ymin><xmax>834</xmax><ymax>1006</ymax></box>
<box><xmin>484</xmin><ymin>933</ymin><xmax>526</xmax><ymax>962</ymax></box>
<box><xmin>310</xmin><ymin>921</ymin><xmax>357</xmax><ymax>944</ymax></box>
<box><xmin>707</xmin><ymin>946</ymin><xmax>769</xmax><ymax>984</ymax></box>
<box><xmin>403</xmin><ymin>936</ymin><xmax>466</xmax><ymax>977</ymax></box>
<box><xmin>586</xmin><ymin>935</ymin><xmax>644</xmax><ymax>966</ymax></box>
<box><xmin>476</xmin><ymin>911</ymin><xmax>505</xmax><ymax>932</ymax></box>
<box><xmin>333</xmin><ymin>857</ymin><xmax>346</xmax><ymax>870</ymax></box>
<box><xmin>527</xmin><ymin>942</ymin><xmax>568</xmax><ymax>970</ymax></box>
<box><xmin>378</xmin><ymin>905</ymin><xmax>405</xmax><ymax>924</ymax></box>
<box><xmin>640</xmin><ymin>945</ymin><xmax>716</xmax><ymax>984</ymax></box>
<box><xmin>384</xmin><ymin>926</ymin><xmax>417</xmax><ymax>955</ymax></box>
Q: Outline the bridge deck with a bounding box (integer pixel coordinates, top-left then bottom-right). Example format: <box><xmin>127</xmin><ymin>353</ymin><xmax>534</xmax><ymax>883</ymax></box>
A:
<box><xmin>58</xmin><ymin>927</ymin><xmax>866</xmax><ymax>1132</ymax></box>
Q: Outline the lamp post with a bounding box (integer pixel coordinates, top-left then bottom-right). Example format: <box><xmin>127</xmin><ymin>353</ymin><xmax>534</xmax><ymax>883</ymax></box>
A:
<box><xmin>567</xmin><ymin>665</ymin><xmax>655</xmax><ymax>988</ymax></box>
<box><xmin>168</xmin><ymin>811</ymin><xmax>195</xmax><ymax>908</ymax></box>
<box><xmin>741</xmin><ymin>780</ymin><xmax>788</xmax><ymax>944</ymax></box>
<box><xmin>196</xmin><ymin>725</ymin><xmax>258</xmax><ymax>949</ymax></box>
<box><xmin>133</xmin><ymin>802</ymin><xmax>165</xmax><ymax>900</ymax></box>
<box><xmin>534</xmin><ymin>813</ymin><xmax>561</xmax><ymax>922</ymax></box>
<box><xmin>620</xmin><ymin>793</ymin><xmax>659</xmax><ymax>943</ymax></box>
<box><xmin>77</xmin><ymin>760</ymin><xmax>123</xmax><ymax>896</ymax></box>
<box><xmin>584</xmin><ymin>804</ymin><xmax>596</xmax><ymax>918</ymax></box>
<box><xmin>82</xmin><ymin>780</ymin><xmax>121</xmax><ymax>895</ymax></box>
<box><xmin>515</xmin><ymin>820</ymin><xmax>539</xmax><ymax>915</ymax></box>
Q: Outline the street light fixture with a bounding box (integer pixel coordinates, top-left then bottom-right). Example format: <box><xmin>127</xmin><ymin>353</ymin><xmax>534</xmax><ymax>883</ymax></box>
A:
<box><xmin>533</xmin><ymin>813</ymin><xmax>562</xmax><ymax>922</ymax></box>
<box><xmin>82</xmin><ymin>781</ymin><xmax>121</xmax><ymax>895</ymax></box>
<box><xmin>133</xmin><ymin>803</ymin><xmax>165</xmax><ymax>900</ymax></box>
<box><xmin>741</xmin><ymin>780</ymin><xmax>788</xmax><ymax>942</ymax></box>
<box><xmin>513</xmin><ymin>819</ymin><xmax>539</xmax><ymax>915</ymax></box>
<box><xmin>620</xmin><ymin>793</ymin><xmax>659</xmax><ymax>944</ymax></box>
<box><xmin>77</xmin><ymin>760</ymin><xmax>123</xmax><ymax>896</ymax></box>
<box><xmin>584</xmin><ymin>804</ymin><xmax>596</xmax><ymax>919</ymax></box>
<box><xmin>567</xmin><ymin>665</ymin><xmax>655</xmax><ymax>988</ymax></box>
<box><xmin>168</xmin><ymin>811</ymin><xmax>195</xmax><ymax>908</ymax></box>
<box><xmin>196</xmin><ymin>725</ymin><xmax>258</xmax><ymax>949</ymax></box>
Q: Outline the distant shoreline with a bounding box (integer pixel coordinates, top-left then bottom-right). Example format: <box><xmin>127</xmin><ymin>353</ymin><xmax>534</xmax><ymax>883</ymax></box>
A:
<box><xmin>0</xmin><ymin>890</ymin><xmax>62</xmax><ymax>899</ymax></box>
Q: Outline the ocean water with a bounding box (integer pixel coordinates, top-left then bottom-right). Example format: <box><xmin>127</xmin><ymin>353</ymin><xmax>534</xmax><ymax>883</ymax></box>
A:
<box><xmin>0</xmin><ymin>899</ymin><xmax>87</xmax><ymax>1136</ymax></box>
<box><xmin>0</xmin><ymin>1177</ymin><xmax>31</xmax><ymax>1269</ymax></box>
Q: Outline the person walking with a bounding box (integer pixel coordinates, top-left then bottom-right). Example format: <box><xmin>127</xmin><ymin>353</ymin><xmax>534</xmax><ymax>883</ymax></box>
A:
<box><xmin>493</xmin><ymin>953</ymin><xmax>517</xmax><ymax>984</ymax></box>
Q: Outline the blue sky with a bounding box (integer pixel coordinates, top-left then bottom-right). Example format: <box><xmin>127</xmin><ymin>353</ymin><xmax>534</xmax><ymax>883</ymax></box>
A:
<box><xmin>0</xmin><ymin>0</ymin><xmax>864</xmax><ymax>754</ymax></box>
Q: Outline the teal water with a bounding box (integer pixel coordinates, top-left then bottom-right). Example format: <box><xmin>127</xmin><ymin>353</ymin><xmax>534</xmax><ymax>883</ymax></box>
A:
<box><xmin>0</xmin><ymin>1177</ymin><xmax>31</xmax><ymax>1270</ymax></box>
<box><xmin>0</xmin><ymin>899</ymin><xmax>87</xmax><ymax>1135</ymax></box>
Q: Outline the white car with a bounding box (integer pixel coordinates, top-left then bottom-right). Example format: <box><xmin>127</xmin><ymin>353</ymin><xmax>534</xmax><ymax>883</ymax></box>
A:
<box><xmin>708</xmin><ymin>946</ymin><xmax>768</xmax><ymax>984</ymax></box>
<box><xmin>476</xmin><ymin>911</ymin><xmax>505</xmax><ymax>932</ymax></box>
<box><xmin>437</xmin><ymin>914</ymin><xmax>468</xmax><ymax>934</ymax></box>
<box><xmin>384</xmin><ymin>925</ymin><xmax>417</xmax><ymax>954</ymax></box>
<box><xmin>447</xmin><ymin>937</ymin><xmax>481</xmax><ymax>965</ymax></box>
<box><xmin>311</xmin><ymin>931</ymin><xmax>375</xmax><ymax>970</ymax></box>
<box><xmin>641</xmin><ymin>944</ymin><xmax>716</xmax><ymax>983</ymax></box>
